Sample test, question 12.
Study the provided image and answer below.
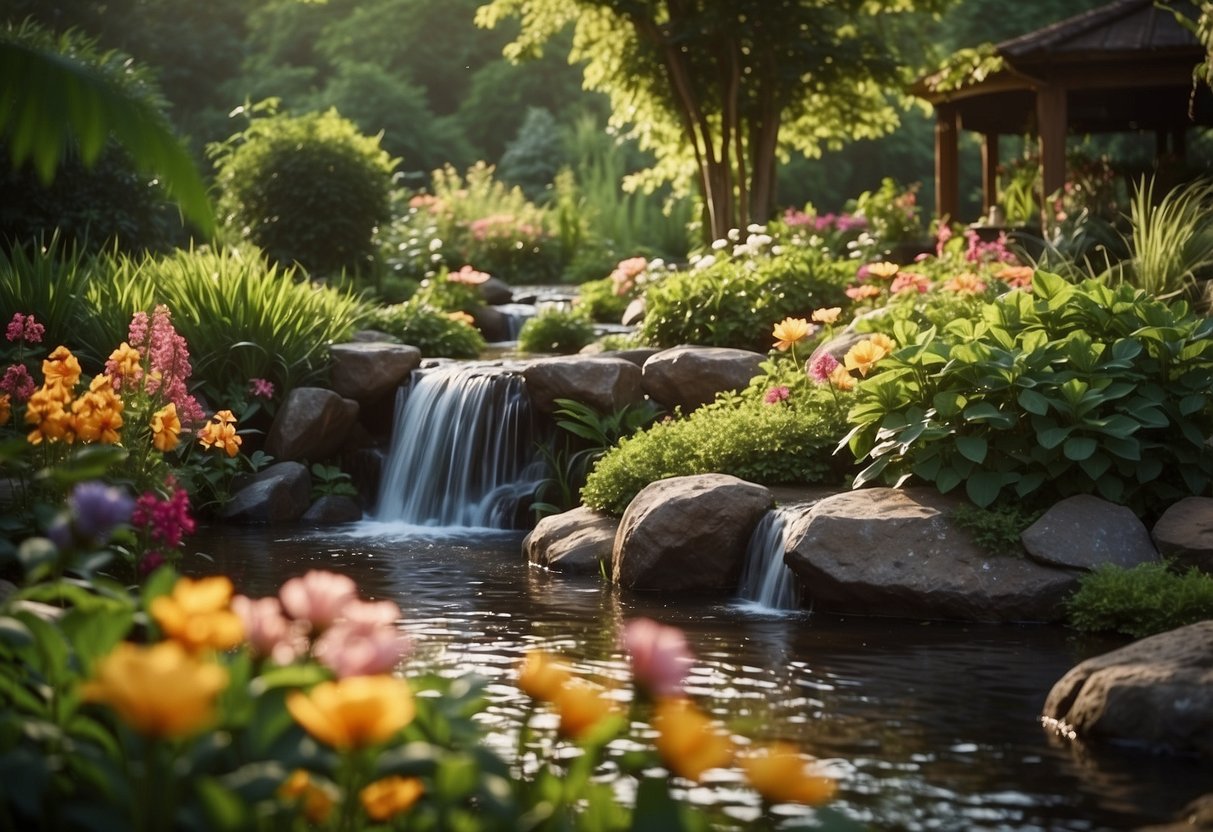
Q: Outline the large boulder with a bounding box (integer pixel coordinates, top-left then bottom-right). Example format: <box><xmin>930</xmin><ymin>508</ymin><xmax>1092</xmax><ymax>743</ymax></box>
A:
<box><xmin>222</xmin><ymin>461</ymin><xmax>312</xmax><ymax>524</ymax></box>
<box><xmin>524</xmin><ymin>506</ymin><xmax>619</xmax><ymax>576</ymax></box>
<box><xmin>784</xmin><ymin>488</ymin><xmax>1078</xmax><ymax>622</ymax></box>
<box><xmin>1042</xmin><ymin>620</ymin><xmax>1213</xmax><ymax>756</ymax></box>
<box><xmin>522</xmin><ymin>356</ymin><xmax>644</xmax><ymax>414</ymax></box>
<box><xmin>641</xmin><ymin>346</ymin><xmax>765</xmax><ymax>413</ymax></box>
<box><xmin>265</xmin><ymin>387</ymin><xmax>360</xmax><ymax>462</ymax></box>
<box><xmin>1152</xmin><ymin>496</ymin><xmax>1213</xmax><ymax>573</ymax></box>
<box><xmin>328</xmin><ymin>342</ymin><xmax>421</xmax><ymax>404</ymax></box>
<box><xmin>613</xmin><ymin>474</ymin><xmax>773</xmax><ymax>591</ymax></box>
<box><xmin>1021</xmin><ymin>494</ymin><xmax>1158</xmax><ymax>570</ymax></box>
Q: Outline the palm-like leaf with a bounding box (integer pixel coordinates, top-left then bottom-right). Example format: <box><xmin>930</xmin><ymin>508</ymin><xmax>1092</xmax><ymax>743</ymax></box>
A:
<box><xmin>0</xmin><ymin>35</ymin><xmax>214</xmax><ymax>234</ymax></box>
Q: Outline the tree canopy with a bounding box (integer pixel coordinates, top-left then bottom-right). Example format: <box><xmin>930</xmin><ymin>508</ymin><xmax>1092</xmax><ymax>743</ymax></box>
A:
<box><xmin>476</xmin><ymin>0</ymin><xmax>953</xmax><ymax>240</ymax></box>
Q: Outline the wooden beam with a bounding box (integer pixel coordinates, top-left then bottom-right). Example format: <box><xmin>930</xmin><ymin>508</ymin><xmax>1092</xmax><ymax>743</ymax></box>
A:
<box><xmin>1036</xmin><ymin>85</ymin><xmax>1067</xmax><ymax>225</ymax></box>
<box><xmin>981</xmin><ymin>133</ymin><xmax>1000</xmax><ymax>216</ymax></box>
<box><xmin>935</xmin><ymin>102</ymin><xmax>960</xmax><ymax>223</ymax></box>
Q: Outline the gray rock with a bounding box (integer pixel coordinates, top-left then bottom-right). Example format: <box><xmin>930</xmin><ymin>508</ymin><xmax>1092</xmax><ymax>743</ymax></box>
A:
<box><xmin>222</xmin><ymin>461</ymin><xmax>312</xmax><ymax>524</ymax></box>
<box><xmin>1152</xmin><ymin>496</ymin><xmax>1213</xmax><ymax>573</ymax></box>
<box><xmin>621</xmin><ymin>297</ymin><xmax>645</xmax><ymax>326</ymax></box>
<box><xmin>479</xmin><ymin>277</ymin><xmax>514</xmax><ymax>306</ymax></box>
<box><xmin>1042</xmin><ymin>620</ymin><xmax>1213</xmax><ymax>756</ymax></box>
<box><xmin>522</xmin><ymin>356</ymin><xmax>644</xmax><ymax>414</ymax></box>
<box><xmin>612</xmin><ymin>474</ymin><xmax>773</xmax><ymax>591</ymax></box>
<box><xmin>472</xmin><ymin>306</ymin><xmax>512</xmax><ymax>343</ymax></box>
<box><xmin>784</xmin><ymin>488</ymin><xmax>1078</xmax><ymax>622</ymax></box>
<box><xmin>1021</xmin><ymin>494</ymin><xmax>1158</xmax><ymax>570</ymax></box>
<box><xmin>265</xmin><ymin>387</ymin><xmax>360</xmax><ymax>462</ymax></box>
<box><xmin>328</xmin><ymin>343</ymin><xmax>421</xmax><ymax>403</ymax></box>
<box><xmin>641</xmin><ymin>346</ymin><xmax>765</xmax><ymax>413</ymax></box>
<box><xmin>524</xmin><ymin>506</ymin><xmax>618</xmax><ymax>575</ymax></box>
<box><xmin>301</xmin><ymin>495</ymin><xmax>363</xmax><ymax>525</ymax></box>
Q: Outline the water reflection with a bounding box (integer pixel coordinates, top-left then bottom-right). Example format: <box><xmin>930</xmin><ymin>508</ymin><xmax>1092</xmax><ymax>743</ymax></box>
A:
<box><xmin>186</xmin><ymin>524</ymin><xmax>1208</xmax><ymax>830</ymax></box>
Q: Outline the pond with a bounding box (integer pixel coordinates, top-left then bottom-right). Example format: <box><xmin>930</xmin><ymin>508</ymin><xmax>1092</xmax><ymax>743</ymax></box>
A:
<box><xmin>187</xmin><ymin>522</ymin><xmax>1208</xmax><ymax>831</ymax></box>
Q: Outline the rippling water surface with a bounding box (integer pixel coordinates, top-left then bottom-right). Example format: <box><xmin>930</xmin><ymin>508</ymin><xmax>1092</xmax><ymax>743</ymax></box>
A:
<box><xmin>188</xmin><ymin>522</ymin><xmax>1208</xmax><ymax>831</ymax></box>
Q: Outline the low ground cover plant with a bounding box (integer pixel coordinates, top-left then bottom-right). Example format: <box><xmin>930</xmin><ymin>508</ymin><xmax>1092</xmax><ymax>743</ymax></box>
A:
<box><xmin>516</xmin><ymin>308</ymin><xmax>596</xmax><ymax>355</ymax></box>
<box><xmin>1066</xmin><ymin>561</ymin><xmax>1213</xmax><ymax>638</ymax></box>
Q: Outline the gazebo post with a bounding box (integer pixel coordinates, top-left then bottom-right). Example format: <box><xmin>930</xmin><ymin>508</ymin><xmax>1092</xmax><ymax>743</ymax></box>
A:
<box><xmin>935</xmin><ymin>102</ymin><xmax>960</xmax><ymax>223</ymax></box>
<box><xmin>981</xmin><ymin>132</ymin><xmax>1000</xmax><ymax>217</ymax></box>
<box><xmin>1036</xmin><ymin>85</ymin><xmax>1067</xmax><ymax>225</ymax></box>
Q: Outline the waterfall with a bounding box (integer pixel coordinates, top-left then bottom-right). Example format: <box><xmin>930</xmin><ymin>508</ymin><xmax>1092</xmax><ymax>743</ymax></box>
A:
<box><xmin>736</xmin><ymin>508</ymin><xmax>801</xmax><ymax>611</ymax></box>
<box><xmin>374</xmin><ymin>364</ymin><xmax>544</xmax><ymax>528</ymax></box>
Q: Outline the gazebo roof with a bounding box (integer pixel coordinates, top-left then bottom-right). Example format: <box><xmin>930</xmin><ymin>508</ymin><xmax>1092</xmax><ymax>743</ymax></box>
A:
<box><xmin>913</xmin><ymin>0</ymin><xmax>1211</xmax><ymax>134</ymax></box>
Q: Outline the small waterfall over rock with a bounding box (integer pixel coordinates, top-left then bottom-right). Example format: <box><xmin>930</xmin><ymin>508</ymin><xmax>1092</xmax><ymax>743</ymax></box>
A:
<box><xmin>736</xmin><ymin>507</ymin><xmax>801</xmax><ymax>611</ymax></box>
<box><xmin>374</xmin><ymin>364</ymin><xmax>544</xmax><ymax>528</ymax></box>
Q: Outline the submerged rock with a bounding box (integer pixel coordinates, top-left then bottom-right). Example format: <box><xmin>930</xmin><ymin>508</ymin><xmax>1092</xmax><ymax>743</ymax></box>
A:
<box><xmin>641</xmin><ymin>346</ymin><xmax>765</xmax><ymax>413</ymax></box>
<box><xmin>1021</xmin><ymin>494</ymin><xmax>1158</xmax><ymax>571</ymax></box>
<box><xmin>1042</xmin><ymin>620</ymin><xmax>1213</xmax><ymax>756</ymax></box>
<box><xmin>524</xmin><ymin>506</ymin><xmax>618</xmax><ymax>576</ymax></box>
<box><xmin>612</xmin><ymin>474</ymin><xmax>772</xmax><ymax>591</ymax></box>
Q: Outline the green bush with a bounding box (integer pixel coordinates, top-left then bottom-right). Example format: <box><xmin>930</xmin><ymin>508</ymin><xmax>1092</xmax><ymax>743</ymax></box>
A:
<box><xmin>575</xmin><ymin>276</ymin><xmax>631</xmax><ymax>323</ymax></box>
<box><xmin>846</xmin><ymin>271</ymin><xmax>1213</xmax><ymax>516</ymax></box>
<box><xmin>517</xmin><ymin>308</ymin><xmax>596</xmax><ymax>355</ymax></box>
<box><xmin>210</xmin><ymin>106</ymin><xmax>396</xmax><ymax>276</ymax></box>
<box><xmin>639</xmin><ymin>243</ymin><xmax>849</xmax><ymax>352</ymax></box>
<box><xmin>582</xmin><ymin>383</ymin><xmax>849</xmax><ymax>516</ymax></box>
<box><xmin>365</xmin><ymin>301</ymin><xmax>485</xmax><ymax>359</ymax></box>
<box><xmin>1066</xmin><ymin>562</ymin><xmax>1213</xmax><ymax>638</ymax></box>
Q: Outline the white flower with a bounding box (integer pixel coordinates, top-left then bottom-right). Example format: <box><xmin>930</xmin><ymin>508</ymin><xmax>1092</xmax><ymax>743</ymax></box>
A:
<box><xmin>711</xmin><ymin>238</ymin><xmax>729</xmax><ymax>251</ymax></box>
<box><xmin>747</xmin><ymin>223</ymin><xmax>766</xmax><ymax>234</ymax></box>
<box><xmin>648</xmin><ymin>258</ymin><xmax>665</xmax><ymax>271</ymax></box>
<box><xmin>428</xmin><ymin>238</ymin><xmax>443</xmax><ymax>251</ymax></box>
<box><xmin>727</xmin><ymin>227</ymin><xmax>741</xmax><ymax>242</ymax></box>
<box><xmin>693</xmin><ymin>254</ymin><xmax>716</xmax><ymax>270</ymax></box>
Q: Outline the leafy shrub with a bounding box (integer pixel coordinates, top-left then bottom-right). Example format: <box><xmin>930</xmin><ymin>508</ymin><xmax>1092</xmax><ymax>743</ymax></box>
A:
<box><xmin>210</xmin><ymin>105</ymin><xmax>396</xmax><ymax>276</ymax></box>
<box><xmin>639</xmin><ymin>240</ymin><xmax>849</xmax><ymax>352</ymax></box>
<box><xmin>582</xmin><ymin>384</ymin><xmax>849</xmax><ymax>516</ymax></box>
<box><xmin>846</xmin><ymin>272</ymin><xmax>1213</xmax><ymax>515</ymax></box>
<box><xmin>498</xmin><ymin>107</ymin><xmax>564</xmax><ymax>200</ymax></box>
<box><xmin>575</xmin><ymin>275</ymin><xmax>630</xmax><ymax>323</ymax></box>
<box><xmin>365</xmin><ymin>301</ymin><xmax>485</xmax><ymax>359</ymax></box>
<box><xmin>1066</xmin><ymin>562</ymin><xmax>1213</xmax><ymax>638</ymax></box>
<box><xmin>950</xmin><ymin>504</ymin><xmax>1043</xmax><ymax>554</ymax></box>
<box><xmin>517</xmin><ymin>309</ymin><xmax>596</xmax><ymax>354</ymax></box>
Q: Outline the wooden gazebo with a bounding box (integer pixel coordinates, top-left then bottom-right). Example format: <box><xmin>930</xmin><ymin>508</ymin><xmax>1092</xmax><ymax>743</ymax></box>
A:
<box><xmin>913</xmin><ymin>0</ymin><xmax>1213</xmax><ymax>222</ymax></box>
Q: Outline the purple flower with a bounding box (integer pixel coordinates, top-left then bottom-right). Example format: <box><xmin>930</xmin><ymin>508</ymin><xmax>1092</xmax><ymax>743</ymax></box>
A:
<box><xmin>1</xmin><ymin>364</ymin><xmax>35</xmax><ymax>402</ymax></box>
<box><xmin>808</xmin><ymin>352</ymin><xmax>839</xmax><ymax>384</ymax></box>
<box><xmin>248</xmin><ymin>377</ymin><xmax>275</xmax><ymax>399</ymax></box>
<box><xmin>5</xmin><ymin>313</ymin><xmax>45</xmax><ymax>345</ymax></box>
<box><xmin>70</xmin><ymin>481</ymin><xmax>135</xmax><ymax>542</ymax></box>
<box><xmin>764</xmin><ymin>385</ymin><xmax>791</xmax><ymax>404</ymax></box>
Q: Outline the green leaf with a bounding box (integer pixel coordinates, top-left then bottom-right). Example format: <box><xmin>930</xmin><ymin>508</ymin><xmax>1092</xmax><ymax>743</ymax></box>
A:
<box><xmin>965</xmin><ymin>471</ymin><xmax>1009</xmax><ymax>508</ymax></box>
<box><xmin>1063</xmin><ymin>436</ymin><xmax>1098</xmax><ymax>461</ymax></box>
<box><xmin>1078</xmin><ymin>452</ymin><xmax>1112</xmax><ymax>481</ymax></box>
<box><xmin>963</xmin><ymin>401</ymin><xmax>1014</xmax><ymax>428</ymax></box>
<box><xmin>1036</xmin><ymin>425</ymin><xmax>1072</xmax><ymax>449</ymax></box>
<box><xmin>1017</xmin><ymin>388</ymin><xmax>1049</xmax><ymax>416</ymax></box>
<box><xmin>955</xmin><ymin>435</ymin><xmax>988</xmax><ymax>464</ymax></box>
<box><xmin>935</xmin><ymin>465</ymin><xmax>963</xmax><ymax>494</ymax></box>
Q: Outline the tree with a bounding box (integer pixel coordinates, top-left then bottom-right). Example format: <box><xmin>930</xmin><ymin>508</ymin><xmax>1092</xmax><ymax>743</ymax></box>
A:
<box><xmin>477</xmin><ymin>0</ymin><xmax>952</xmax><ymax>241</ymax></box>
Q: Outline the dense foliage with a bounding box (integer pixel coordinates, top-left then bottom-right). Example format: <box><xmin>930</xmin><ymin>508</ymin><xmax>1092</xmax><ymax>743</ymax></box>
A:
<box><xmin>517</xmin><ymin>309</ymin><xmax>596</xmax><ymax>354</ymax></box>
<box><xmin>1066</xmin><ymin>562</ymin><xmax>1213</xmax><ymax>638</ymax></box>
<box><xmin>364</xmin><ymin>302</ymin><xmax>487</xmax><ymax>359</ymax></box>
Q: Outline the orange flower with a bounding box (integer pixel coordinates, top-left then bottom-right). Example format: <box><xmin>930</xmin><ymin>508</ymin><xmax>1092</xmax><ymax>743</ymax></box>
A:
<box><xmin>150</xmin><ymin>576</ymin><xmax>244</xmax><ymax>652</ymax></box>
<box><xmin>25</xmin><ymin>386</ymin><xmax>74</xmax><ymax>445</ymax></box>
<box><xmin>279</xmin><ymin>770</ymin><xmax>336</xmax><ymax>824</ymax></box>
<box><xmin>42</xmin><ymin>345</ymin><xmax>82</xmax><ymax>391</ymax></box>
<box><xmin>843</xmin><ymin>337</ymin><xmax>891</xmax><ymax>377</ymax></box>
<box><xmin>867</xmin><ymin>333</ymin><xmax>896</xmax><ymax>354</ymax></box>
<box><xmin>827</xmin><ymin>365</ymin><xmax>856</xmax><ymax>392</ymax></box>
<box><xmin>844</xmin><ymin>284</ymin><xmax>881</xmax><ymax>301</ymax></box>
<box><xmin>553</xmin><ymin>680</ymin><xmax>615</xmax><ymax>740</ymax></box>
<box><xmin>0</xmin><ymin>393</ymin><xmax>9</xmax><ymax>427</ymax></box>
<box><xmin>198</xmin><ymin>410</ymin><xmax>242</xmax><ymax>457</ymax></box>
<box><xmin>943</xmin><ymin>272</ymin><xmax>987</xmax><ymax>294</ymax></box>
<box><xmin>71</xmin><ymin>375</ymin><xmax>124</xmax><ymax>444</ymax></box>
<box><xmin>865</xmin><ymin>261</ymin><xmax>900</xmax><ymax>280</ymax></box>
<box><xmin>999</xmin><ymin>265</ymin><xmax>1034</xmax><ymax>289</ymax></box>
<box><xmin>361</xmin><ymin>775</ymin><xmax>424</xmax><ymax>821</ymax></box>
<box><xmin>151</xmin><ymin>402</ymin><xmax>181</xmax><ymax>452</ymax></box>
<box><xmin>741</xmin><ymin>742</ymin><xmax>836</xmax><ymax>805</ymax></box>
<box><xmin>286</xmin><ymin>676</ymin><xmax>415</xmax><ymax>750</ymax></box>
<box><xmin>811</xmin><ymin>307</ymin><xmax>841</xmax><ymax>325</ymax></box>
<box><xmin>446</xmin><ymin>310</ymin><xmax>476</xmax><ymax>327</ymax></box>
<box><xmin>518</xmin><ymin>651</ymin><xmax>572</xmax><ymax>702</ymax></box>
<box><xmin>652</xmin><ymin>698</ymin><xmax>733</xmax><ymax>782</ymax></box>
<box><xmin>772</xmin><ymin>317</ymin><xmax>812</xmax><ymax>352</ymax></box>
<box><xmin>107</xmin><ymin>342</ymin><xmax>143</xmax><ymax>382</ymax></box>
<box><xmin>80</xmin><ymin>641</ymin><xmax>228</xmax><ymax>738</ymax></box>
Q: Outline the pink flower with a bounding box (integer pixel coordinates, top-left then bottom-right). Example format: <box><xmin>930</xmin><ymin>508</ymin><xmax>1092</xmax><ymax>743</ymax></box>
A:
<box><xmin>448</xmin><ymin>265</ymin><xmax>491</xmax><ymax>285</ymax></box>
<box><xmin>808</xmin><ymin>352</ymin><xmax>839</xmax><ymax>384</ymax></box>
<box><xmin>890</xmin><ymin>272</ymin><xmax>930</xmax><ymax>295</ymax></box>
<box><xmin>125</xmin><ymin>307</ymin><xmax>205</xmax><ymax>427</ymax></box>
<box><xmin>132</xmin><ymin>486</ymin><xmax>195</xmax><ymax>549</ymax></box>
<box><xmin>138</xmin><ymin>551</ymin><xmax>166</xmax><ymax>577</ymax></box>
<box><xmin>248</xmin><ymin>377</ymin><xmax>275</xmax><ymax>399</ymax></box>
<box><xmin>279</xmin><ymin>570</ymin><xmax>358</xmax><ymax>631</ymax></box>
<box><xmin>623</xmin><ymin>617</ymin><xmax>693</xmax><ymax>699</ymax></box>
<box><xmin>1</xmin><ymin>364</ymin><xmax>35</xmax><ymax>402</ymax></box>
<box><xmin>313</xmin><ymin>613</ymin><xmax>411</xmax><ymax>678</ymax></box>
<box><xmin>6</xmin><ymin>313</ymin><xmax>44</xmax><ymax>344</ymax></box>
<box><xmin>232</xmin><ymin>595</ymin><xmax>308</xmax><ymax>664</ymax></box>
<box><xmin>764</xmin><ymin>385</ymin><xmax>791</xmax><ymax>405</ymax></box>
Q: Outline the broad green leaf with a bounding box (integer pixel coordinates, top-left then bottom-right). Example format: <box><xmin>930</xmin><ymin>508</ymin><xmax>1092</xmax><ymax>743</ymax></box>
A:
<box><xmin>935</xmin><ymin>465</ymin><xmax>962</xmax><ymax>493</ymax></box>
<box><xmin>1036</xmin><ymin>425</ymin><xmax>1072</xmax><ymax>449</ymax></box>
<box><xmin>1063</xmin><ymin>436</ymin><xmax>1098</xmax><ymax>461</ymax></box>
<box><xmin>1078</xmin><ymin>452</ymin><xmax>1112</xmax><ymax>481</ymax></box>
<box><xmin>963</xmin><ymin>401</ymin><xmax>1014</xmax><ymax>428</ymax></box>
<box><xmin>965</xmin><ymin>471</ymin><xmax>1009</xmax><ymax>507</ymax></box>
<box><xmin>1017</xmin><ymin>388</ymin><xmax>1049</xmax><ymax>416</ymax></box>
<box><xmin>955</xmin><ymin>435</ymin><xmax>988</xmax><ymax>464</ymax></box>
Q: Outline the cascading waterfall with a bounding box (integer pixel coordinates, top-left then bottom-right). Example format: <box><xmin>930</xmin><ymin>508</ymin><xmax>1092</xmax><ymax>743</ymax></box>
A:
<box><xmin>374</xmin><ymin>364</ymin><xmax>544</xmax><ymax>528</ymax></box>
<box><xmin>736</xmin><ymin>507</ymin><xmax>801</xmax><ymax>611</ymax></box>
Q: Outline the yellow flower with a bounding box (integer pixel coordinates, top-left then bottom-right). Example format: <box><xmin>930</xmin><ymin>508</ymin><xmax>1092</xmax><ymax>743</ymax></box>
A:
<box><xmin>827</xmin><ymin>365</ymin><xmax>856</xmax><ymax>392</ymax></box>
<box><xmin>553</xmin><ymin>680</ymin><xmax>615</xmax><ymax>740</ymax></box>
<box><xmin>652</xmin><ymin>698</ymin><xmax>733</xmax><ymax>782</ymax></box>
<box><xmin>42</xmin><ymin>345</ymin><xmax>82</xmax><ymax>391</ymax></box>
<box><xmin>151</xmin><ymin>576</ymin><xmax>244</xmax><ymax>652</ymax></box>
<box><xmin>811</xmin><ymin>307</ymin><xmax>841</xmax><ymax>325</ymax></box>
<box><xmin>866</xmin><ymin>261</ymin><xmax>900</xmax><ymax>279</ymax></box>
<box><xmin>361</xmin><ymin>775</ymin><xmax>425</xmax><ymax>822</ymax></box>
<box><xmin>0</xmin><ymin>393</ymin><xmax>9</xmax><ymax>427</ymax></box>
<box><xmin>843</xmin><ymin>338</ymin><xmax>891</xmax><ymax>377</ymax></box>
<box><xmin>867</xmin><ymin>333</ymin><xmax>896</xmax><ymax>354</ymax></box>
<box><xmin>518</xmin><ymin>651</ymin><xmax>572</xmax><ymax>703</ymax></box>
<box><xmin>446</xmin><ymin>310</ymin><xmax>476</xmax><ymax>327</ymax></box>
<box><xmin>107</xmin><ymin>342</ymin><xmax>143</xmax><ymax>381</ymax></box>
<box><xmin>741</xmin><ymin>742</ymin><xmax>836</xmax><ymax>805</ymax></box>
<box><xmin>772</xmin><ymin>317</ymin><xmax>811</xmax><ymax>352</ymax></box>
<box><xmin>198</xmin><ymin>410</ymin><xmax>242</xmax><ymax>457</ymax></box>
<box><xmin>71</xmin><ymin>376</ymin><xmax>124</xmax><ymax>445</ymax></box>
<box><xmin>286</xmin><ymin>676</ymin><xmax>415</xmax><ymax>750</ymax></box>
<box><xmin>80</xmin><ymin>641</ymin><xmax>228</xmax><ymax>738</ymax></box>
<box><xmin>279</xmin><ymin>770</ymin><xmax>336</xmax><ymax>824</ymax></box>
<box><xmin>24</xmin><ymin>386</ymin><xmax>74</xmax><ymax>445</ymax></box>
<box><xmin>151</xmin><ymin>402</ymin><xmax>181</xmax><ymax>452</ymax></box>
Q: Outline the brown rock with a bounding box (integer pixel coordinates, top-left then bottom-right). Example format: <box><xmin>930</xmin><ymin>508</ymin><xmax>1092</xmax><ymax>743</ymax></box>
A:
<box><xmin>1021</xmin><ymin>494</ymin><xmax>1158</xmax><ymax>571</ymax></box>
<box><xmin>265</xmin><ymin>387</ymin><xmax>359</xmax><ymax>462</ymax></box>
<box><xmin>1042</xmin><ymin>621</ymin><xmax>1213</xmax><ymax>756</ymax></box>
<box><xmin>612</xmin><ymin>474</ymin><xmax>773</xmax><ymax>591</ymax></box>
<box><xmin>784</xmin><ymin>488</ymin><xmax>1078</xmax><ymax>622</ymax></box>
<box><xmin>222</xmin><ymin>461</ymin><xmax>312</xmax><ymax>524</ymax></box>
<box><xmin>522</xmin><ymin>356</ymin><xmax>644</xmax><ymax>414</ymax></box>
<box><xmin>641</xmin><ymin>346</ymin><xmax>765</xmax><ymax>413</ymax></box>
<box><xmin>328</xmin><ymin>342</ymin><xmax>421</xmax><ymax>403</ymax></box>
<box><xmin>1152</xmin><ymin>496</ymin><xmax>1213</xmax><ymax>573</ymax></box>
<box><xmin>524</xmin><ymin>506</ymin><xmax>618</xmax><ymax>575</ymax></box>
<box><xmin>301</xmin><ymin>495</ymin><xmax>363</xmax><ymax>525</ymax></box>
